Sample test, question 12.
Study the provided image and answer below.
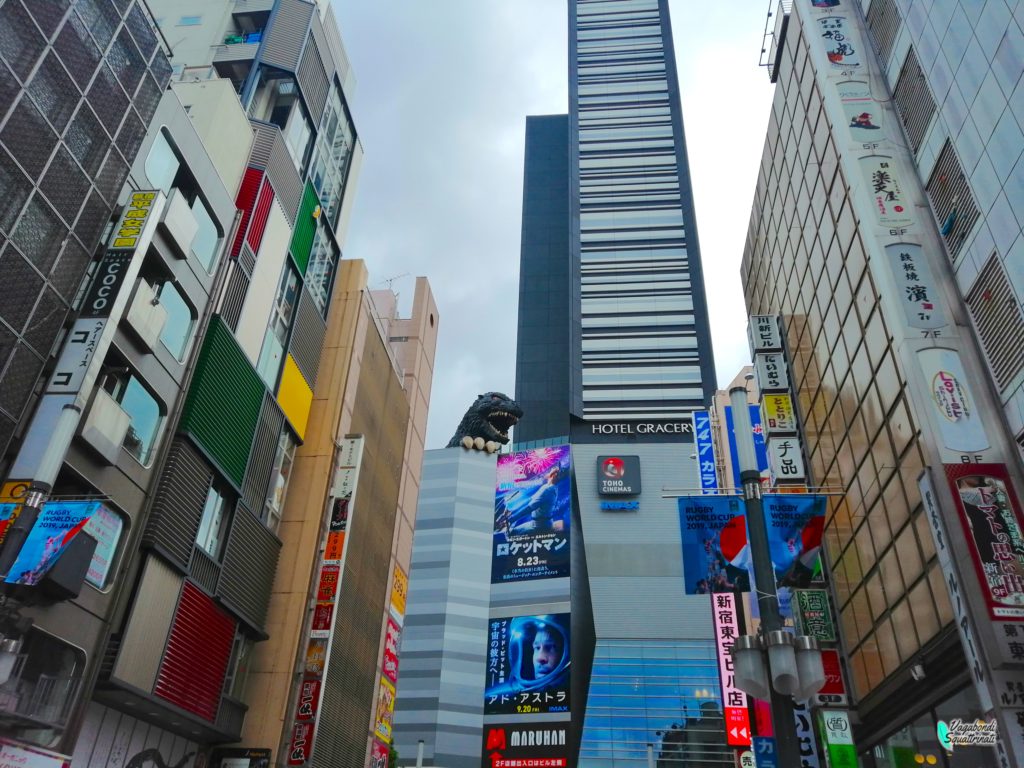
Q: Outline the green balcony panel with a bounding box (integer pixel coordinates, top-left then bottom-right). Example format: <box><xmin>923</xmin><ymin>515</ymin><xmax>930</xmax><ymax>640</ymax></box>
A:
<box><xmin>180</xmin><ymin>317</ymin><xmax>264</xmax><ymax>487</ymax></box>
<box><xmin>290</xmin><ymin>182</ymin><xmax>319</xmax><ymax>274</ymax></box>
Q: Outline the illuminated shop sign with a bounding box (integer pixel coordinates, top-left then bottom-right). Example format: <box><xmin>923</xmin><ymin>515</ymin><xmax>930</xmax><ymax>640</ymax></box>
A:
<box><xmin>481</xmin><ymin>723</ymin><xmax>569</xmax><ymax>768</ymax></box>
<box><xmin>492</xmin><ymin>446</ymin><xmax>571</xmax><ymax>583</ymax></box>
<box><xmin>692</xmin><ymin>411</ymin><xmax>718</xmax><ymax>493</ymax></box>
<box><xmin>597</xmin><ymin>455</ymin><xmax>641</xmax><ymax>496</ymax></box>
<box><xmin>711</xmin><ymin>593</ymin><xmax>751</xmax><ymax>747</ymax></box>
<box><xmin>484</xmin><ymin>613</ymin><xmax>570</xmax><ymax>715</ymax></box>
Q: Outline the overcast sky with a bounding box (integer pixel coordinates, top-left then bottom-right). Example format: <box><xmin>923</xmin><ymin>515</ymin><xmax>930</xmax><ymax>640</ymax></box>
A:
<box><xmin>332</xmin><ymin>0</ymin><xmax>776</xmax><ymax>449</ymax></box>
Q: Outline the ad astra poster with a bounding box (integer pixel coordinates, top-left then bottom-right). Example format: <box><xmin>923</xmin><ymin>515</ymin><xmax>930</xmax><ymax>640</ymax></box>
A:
<box><xmin>485</xmin><ymin>614</ymin><xmax>570</xmax><ymax>715</ymax></box>
<box><xmin>492</xmin><ymin>446</ymin><xmax>571</xmax><ymax>583</ymax></box>
<box><xmin>678</xmin><ymin>495</ymin><xmax>826</xmax><ymax>598</ymax></box>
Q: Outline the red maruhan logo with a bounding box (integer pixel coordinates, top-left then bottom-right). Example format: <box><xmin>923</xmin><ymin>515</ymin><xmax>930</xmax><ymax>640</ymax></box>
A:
<box><xmin>602</xmin><ymin>457</ymin><xmax>625</xmax><ymax>479</ymax></box>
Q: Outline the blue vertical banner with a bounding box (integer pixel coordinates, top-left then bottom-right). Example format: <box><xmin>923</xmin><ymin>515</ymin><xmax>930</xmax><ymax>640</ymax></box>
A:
<box><xmin>725</xmin><ymin>404</ymin><xmax>768</xmax><ymax>487</ymax></box>
<box><xmin>752</xmin><ymin>736</ymin><xmax>778</xmax><ymax>768</ymax></box>
<box><xmin>692</xmin><ymin>411</ymin><xmax>718</xmax><ymax>493</ymax></box>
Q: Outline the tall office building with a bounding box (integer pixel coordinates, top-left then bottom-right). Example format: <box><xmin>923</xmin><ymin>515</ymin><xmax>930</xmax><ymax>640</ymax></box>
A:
<box><xmin>508</xmin><ymin>2</ymin><xmax>729</xmax><ymax>767</ymax></box>
<box><xmin>744</xmin><ymin>0</ymin><xmax>1024</xmax><ymax>764</ymax></box>
<box><xmin>517</xmin><ymin>0</ymin><xmax>717</xmax><ymax>444</ymax></box>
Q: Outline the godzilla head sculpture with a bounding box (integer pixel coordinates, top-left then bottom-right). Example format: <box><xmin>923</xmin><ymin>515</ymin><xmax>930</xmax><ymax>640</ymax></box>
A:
<box><xmin>447</xmin><ymin>392</ymin><xmax>523</xmax><ymax>453</ymax></box>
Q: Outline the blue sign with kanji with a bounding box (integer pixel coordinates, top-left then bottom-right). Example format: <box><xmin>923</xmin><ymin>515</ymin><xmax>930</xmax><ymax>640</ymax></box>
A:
<box><xmin>753</xmin><ymin>736</ymin><xmax>778</xmax><ymax>768</ymax></box>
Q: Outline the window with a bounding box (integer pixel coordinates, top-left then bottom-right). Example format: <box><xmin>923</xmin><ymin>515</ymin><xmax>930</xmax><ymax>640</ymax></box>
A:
<box><xmin>190</xmin><ymin>196</ymin><xmax>219</xmax><ymax>271</ymax></box>
<box><xmin>223</xmin><ymin>631</ymin><xmax>255</xmax><ymax>700</ymax></box>
<box><xmin>156</xmin><ymin>280</ymin><xmax>195</xmax><ymax>360</ymax></box>
<box><xmin>144</xmin><ymin>131</ymin><xmax>222</xmax><ymax>271</ymax></box>
<box><xmin>0</xmin><ymin>628</ymin><xmax>85</xmax><ymax>740</ymax></box>
<box><xmin>177</xmin><ymin>15</ymin><xmax>202</xmax><ymax>26</ymax></box>
<box><xmin>196</xmin><ymin>485</ymin><xmax>230</xmax><ymax>559</ymax></box>
<box><xmin>255</xmin><ymin>73</ymin><xmax>314</xmax><ymax>173</ymax></box>
<box><xmin>306</xmin><ymin>225</ymin><xmax>338</xmax><ymax>314</ymax></box>
<box><xmin>265</xmin><ymin>430</ymin><xmax>296</xmax><ymax>532</ymax></box>
<box><xmin>145</xmin><ymin>130</ymin><xmax>179</xmax><ymax>193</ymax></box>
<box><xmin>101</xmin><ymin>369</ymin><xmax>163</xmax><ymax>464</ymax></box>
<box><xmin>256</xmin><ymin>265</ymin><xmax>299</xmax><ymax>387</ymax></box>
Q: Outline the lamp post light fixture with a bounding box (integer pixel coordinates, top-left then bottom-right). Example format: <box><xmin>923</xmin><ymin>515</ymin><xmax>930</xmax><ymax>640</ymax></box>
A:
<box><xmin>726</xmin><ymin>385</ymin><xmax>827</xmax><ymax>763</ymax></box>
<box><xmin>731</xmin><ymin>632</ymin><xmax>827</xmax><ymax>700</ymax></box>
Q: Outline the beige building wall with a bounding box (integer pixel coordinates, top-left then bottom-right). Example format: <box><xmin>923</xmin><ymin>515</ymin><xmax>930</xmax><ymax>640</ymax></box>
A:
<box><xmin>170</xmin><ymin>80</ymin><xmax>252</xmax><ymax>197</ymax></box>
<box><xmin>241</xmin><ymin>262</ymin><xmax>437</xmax><ymax>768</ymax></box>
<box><xmin>241</xmin><ymin>259</ymin><xmax>370</xmax><ymax>751</ymax></box>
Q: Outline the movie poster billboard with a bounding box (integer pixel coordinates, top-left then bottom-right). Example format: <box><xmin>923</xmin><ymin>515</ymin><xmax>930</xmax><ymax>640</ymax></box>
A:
<box><xmin>945</xmin><ymin>463</ymin><xmax>1024</xmax><ymax>620</ymax></box>
<box><xmin>492</xmin><ymin>446</ymin><xmax>571</xmax><ymax>583</ymax></box>
<box><xmin>481</xmin><ymin>722</ymin><xmax>569</xmax><ymax>768</ymax></box>
<box><xmin>4</xmin><ymin>500</ymin><xmax>122</xmax><ymax>588</ymax></box>
<box><xmin>678</xmin><ymin>495</ymin><xmax>826</xmax><ymax>597</ymax></box>
<box><xmin>485</xmin><ymin>613</ymin><xmax>570</xmax><ymax>715</ymax></box>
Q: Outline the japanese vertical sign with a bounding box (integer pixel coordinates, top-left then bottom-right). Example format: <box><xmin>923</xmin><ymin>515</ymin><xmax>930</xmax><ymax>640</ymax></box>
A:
<box><xmin>816</xmin><ymin>16</ymin><xmax>863</xmax><ymax>69</ymax></box>
<box><xmin>752</xmin><ymin>736</ymin><xmax>778</xmax><ymax>768</ymax></box>
<box><xmin>748</xmin><ymin>315</ymin><xmax>782</xmax><ymax>354</ymax></box>
<box><xmin>381</xmin><ymin>617</ymin><xmax>401</xmax><ymax>684</ymax></box>
<box><xmin>945</xmin><ymin>464</ymin><xmax>1024</xmax><ymax>620</ymax></box>
<box><xmin>484</xmin><ymin>614</ymin><xmax>570</xmax><ymax>715</ymax></box>
<box><xmin>761</xmin><ymin>395</ymin><xmax>797</xmax><ymax>433</ymax></box>
<box><xmin>389</xmin><ymin>565</ymin><xmax>408</xmax><ymax>624</ymax></box>
<box><xmin>369</xmin><ymin>740</ymin><xmax>388</xmax><ymax>768</ymax></box>
<box><xmin>859</xmin><ymin>156</ymin><xmax>914</xmax><ymax>228</ymax></box>
<box><xmin>692</xmin><ymin>411</ymin><xmax>719</xmax><ymax>493</ymax></box>
<box><xmin>287</xmin><ymin>437</ymin><xmax>363</xmax><ymax>766</ymax></box>
<box><xmin>919</xmin><ymin>348</ymin><xmax>990</xmax><ymax>454</ymax></box>
<box><xmin>819</xmin><ymin>711</ymin><xmax>858</xmax><ymax>768</ymax></box>
<box><xmin>754</xmin><ymin>353</ymin><xmax>790</xmax><ymax>392</ymax></box>
<box><xmin>793</xmin><ymin>589</ymin><xmax>836</xmax><ymax>642</ymax></box>
<box><xmin>373</xmin><ymin>677</ymin><xmax>396</xmax><ymax>742</ymax></box>
<box><xmin>492</xmin><ymin>446</ymin><xmax>572</xmax><ymax>583</ymax></box>
<box><xmin>712</xmin><ymin>593</ymin><xmax>751</xmax><ymax>747</ymax></box>
<box><xmin>884</xmin><ymin>243</ymin><xmax>946</xmax><ymax>330</ymax></box>
<box><xmin>767</xmin><ymin>437</ymin><xmax>806</xmax><ymax>484</ymax></box>
<box><xmin>793</xmin><ymin>697</ymin><xmax>822</xmax><ymax>768</ymax></box>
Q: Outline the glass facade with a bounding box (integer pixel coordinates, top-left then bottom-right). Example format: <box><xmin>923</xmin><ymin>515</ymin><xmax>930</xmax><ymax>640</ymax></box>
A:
<box><xmin>0</xmin><ymin>0</ymin><xmax>171</xmax><ymax>459</ymax></box>
<box><xmin>571</xmin><ymin>0</ymin><xmax>714</xmax><ymax>421</ymax></box>
<box><xmin>742</xmin><ymin>3</ymin><xmax>952</xmax><ymax>709</ymax></box>
<box><xmin>579</xmin><ymin>640</ymin><xmax>730</xmax><ymax>768</ymax></box>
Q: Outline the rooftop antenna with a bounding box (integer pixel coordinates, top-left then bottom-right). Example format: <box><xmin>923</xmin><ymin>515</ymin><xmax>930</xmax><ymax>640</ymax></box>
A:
<box><xmin>379</xmin><ymin>272</ymin><xmax>409</xmax><ymax>292</ymax></box>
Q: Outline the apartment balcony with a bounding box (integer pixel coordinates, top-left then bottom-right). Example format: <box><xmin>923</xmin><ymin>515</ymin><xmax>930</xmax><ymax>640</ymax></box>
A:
<box><xmin>212</xmin><ymin>40</ymin><xmax>260</xmax><ymax>85</ymax></box>
<box><xmin>233</xmin><ymin>0</ymin><xmax>274</xmax><ymax>30</ymax></box>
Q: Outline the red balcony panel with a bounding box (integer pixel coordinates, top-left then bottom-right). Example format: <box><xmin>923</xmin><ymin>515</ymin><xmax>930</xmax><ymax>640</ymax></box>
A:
<box><xmin>231</xmin><ymin>167</ymin><xmax>265</xmax><ymax>259</ymax></box>
<box><xmin>154</xmin><ymin>581</ymin><xmax>236</xmax><ymax>721</ymax></box>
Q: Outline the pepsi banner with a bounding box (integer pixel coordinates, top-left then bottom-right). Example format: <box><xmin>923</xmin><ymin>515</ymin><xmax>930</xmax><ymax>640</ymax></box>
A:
<box><xmin>678</xmin><ymin>495</ymin><xmax>826</xmax><ymax>596</ymax></box>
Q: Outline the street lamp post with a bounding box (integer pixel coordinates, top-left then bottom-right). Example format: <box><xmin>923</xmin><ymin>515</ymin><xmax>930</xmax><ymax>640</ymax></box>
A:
<box><xmin>727</xmin><ymin>385</ymin><xmax>805</xmax><ymax>765</ymax></box>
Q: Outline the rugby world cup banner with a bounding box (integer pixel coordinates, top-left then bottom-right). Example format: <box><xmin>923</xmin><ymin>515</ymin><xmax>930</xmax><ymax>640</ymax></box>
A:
<box><xmin>678</xmin><ymin>495</ymin><xmax>826</xmax><ymax>597</ymax></box>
